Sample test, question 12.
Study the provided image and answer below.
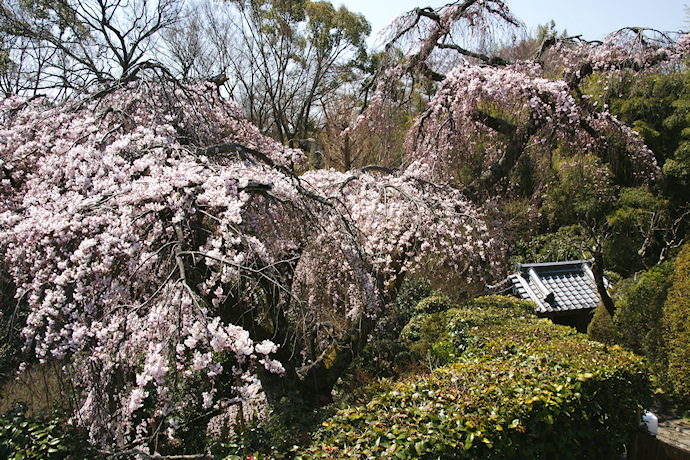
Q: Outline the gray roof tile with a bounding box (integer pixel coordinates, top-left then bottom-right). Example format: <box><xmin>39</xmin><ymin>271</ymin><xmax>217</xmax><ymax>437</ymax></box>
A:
<box><xmin>508</xmin><ymin>260</ymin><xmax>603</xmax><ymax>314</ymax></box>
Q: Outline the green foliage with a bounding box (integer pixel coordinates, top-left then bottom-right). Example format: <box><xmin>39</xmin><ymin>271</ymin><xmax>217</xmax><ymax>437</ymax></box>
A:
<box><xmin>513</xmin><ymin>225</ymin><xmax>592</xmax><ymax>265</ymax></box>
<box><xmin>613</xmin><ymin>261</ymin><xmax>674</xmax><ymax>382</ymax></box>
<box><xmin>349</xmin><ymin>280</ymin><xmax>434</xmax><ymax>378</ymax></box>
<box><xmin>0</xmin><ymin>404</ymin><xmax>88</xmax><ymax>459</ymax></box>
<box><xmin>398</xmin><ymin>296</ymin><xmax>535</xmax><ymax>369</ymax></box>
<box><xmin>536</xmin><ymin>20</ymin><xmax>568</xmax><ymax>43</ymax></box>
<box><xmin>608</xmin><ymin>72</ymin><xmax>683</xmax><ymax>164</ymax></box>
<box><xmin>305</xmin><ymin>1</ymin><xmax>370</xmax><ymax>54</ymax></box>
<box><xmin>664</xmin><ymin>243</ymin><xmax>690</xmax><ymax>406</ymax></box>
<box><xmin>587</xmin><ymin>304</ymin><xmax>618</xmax><ymax>346</ymax></box>
<box><xmin>662</xmin><ymin>71</ymin><xmax>690</xmax><ymax>199</ymax></box>
<box><xmin>604</xmin><ymin>187</ymin><xmax>671</xmax><ymax>275</ymax></box>
<box><xmin>354</xmin><ymin>338</ymin><xmax>407</xmax><ymax>379</ymax></box>
<box><xmin>462</xmin><ymin>295</ymin><xmax>536</xmax><ymax>315</ymax></box>
<box><xmin>540</xmin><ymin>153</ymin><xmax>616</xmax><ymax>230</ymax></box>
<box><xmin>414</xmin><ymin>294</ymin><xmax>454</xmax><ymax>315</ymax></box>
<box><xmin>302</xmin><ymin>299</ymin><xmax>650</xmax><ymax>459</ymax></box>
<box><xmin>390</xmin><ymin>279</ymin><xmax>434</xmax><ymax>335</ymax></box>
<box><xmin>399</xmin><ymin>311</ymin><xmax>453</xmax><ymax>367</ymax></box>
<box><xmin>600</xmin><ymin>69</ymin><xmax>690</xmax><ymax>208</ymax></box>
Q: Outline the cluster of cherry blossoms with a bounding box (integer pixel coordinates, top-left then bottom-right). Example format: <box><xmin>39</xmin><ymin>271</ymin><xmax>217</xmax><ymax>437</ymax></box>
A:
<box><xmin>569</xmin><ymin>28</ymin><xmax>685</xmax><ymax>75</ymax></box>
<box><xmin>0</xmin><ymin>77</ymin><xmax>501</xmax><ymax>450</ymax></box>
<box><xmin>303</xmin><ymin>166</ymin><xmax>501</xmax><ymax>292</ymax></box>
<box><xmin>353</xmin><ymin>2</ymin><xmax>685</xmax><ymax>203</ymax></box>
<box><xmin>404</xmin><ymin>62</ymin><xmax>661</xmax><ymax>189</ymax></box>
<box><xmin>0</xmin><ymin>81</ymin><xmax>311</xmax><ymax>445</ymax></box>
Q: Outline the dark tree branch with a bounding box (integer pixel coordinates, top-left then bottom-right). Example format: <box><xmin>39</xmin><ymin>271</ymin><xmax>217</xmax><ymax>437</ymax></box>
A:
<box><xmin>437</xmin><ymin>42</ymin><xmax>509</xmax><ymax>66</ymax></box>
<box><xmin>592</xmin><ymin>246</ymin><xmax>616</xmax><ymax>318</ymax></box>
<box><xmin>463</xmin><ymin>113</ymin><xmax>540</xmax><ymax>200</ymax></box>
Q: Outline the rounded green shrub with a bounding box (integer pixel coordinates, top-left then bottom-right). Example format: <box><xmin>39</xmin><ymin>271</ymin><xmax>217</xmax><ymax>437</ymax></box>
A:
<box><xmin>588</xmin><ymin>304</ymin><xmax>618</xmax><ymax>345</ymax></box>
<box><xmin>414</xmin><ymin>294</ymin><xmax>454</xmax><ymax>314</ymax></box>
<box><xmin>612</xmin><ymin>261</ymin><xmax>674</xmax><ymax>381</ymax></box>
<box><xmin>664</xmin><ymin>243</ymin><xmax>690</xmax><ymax>405</ymax></box>
<box><xmin>463</xmin><ymin>294</ymin><xmax>536</xmax><ymax>315</ymax></box>
<box><xmin>387</xmin><ymin>278</ymin><xmax>434</xmax><ymax>337</ymax></box>
<box><xmin>302</xmin><ymin>302</ymin><xmax>651</xmax><ymax>459</ymax></box>
<box><xmin>399</xmin><ymin>311</ymin><xmax>452</xmax><ymax>365</ymax></box>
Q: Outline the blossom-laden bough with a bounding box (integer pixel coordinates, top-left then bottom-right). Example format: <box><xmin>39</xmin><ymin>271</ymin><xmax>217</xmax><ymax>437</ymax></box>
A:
<box><xmin>0</xmin><ymin>78</ymin><xmax>499</xmax><ymax>454</ymax></box>
<box><xmin>361</xmin><ymin>1</ymin><xmax>685</xmax><ymax>199</ymax></box>
<box><xmin>355</xmin><ymin>0</ymin><xmax>687</xmax><ymax>317</ymax></box>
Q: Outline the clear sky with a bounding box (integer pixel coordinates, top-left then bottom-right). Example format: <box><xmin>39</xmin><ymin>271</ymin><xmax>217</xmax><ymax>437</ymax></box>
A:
<box><xmin>339</xmin><ymin>0</ymin><xmax>688</xmax><ymax>47</ymax></box>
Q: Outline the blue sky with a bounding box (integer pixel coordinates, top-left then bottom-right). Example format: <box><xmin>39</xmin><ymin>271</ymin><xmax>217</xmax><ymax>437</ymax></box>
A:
<box><xmin>339</xmin><ymin>0</ymin><xmax>688</xmax><ymax>46</ymax></box>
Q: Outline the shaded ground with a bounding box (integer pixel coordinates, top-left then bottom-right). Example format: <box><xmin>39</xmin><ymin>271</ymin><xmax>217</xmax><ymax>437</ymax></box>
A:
<box><xmin>653</xmin><ymin>395</ymin><xmax>690</xmax><ymax>453</ymax></box>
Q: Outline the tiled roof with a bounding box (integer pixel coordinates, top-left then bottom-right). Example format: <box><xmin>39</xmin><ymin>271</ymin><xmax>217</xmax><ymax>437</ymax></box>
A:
<box><xmin>508</xmin><ymin>260</ymin><xmax>603</xmax><ymax>314</ymax></box>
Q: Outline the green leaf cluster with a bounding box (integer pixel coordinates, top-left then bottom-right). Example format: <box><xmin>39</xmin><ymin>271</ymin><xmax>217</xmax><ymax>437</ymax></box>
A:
<box><xmin>388</xmin><ymin>279</ymin><xmax>435</xmax><ymax>336</ymax></box>
<box><xmin>540</xmin><ymin>153</ymin><xmax>617</xmax><ymax>230</ymax></box>
<box><xmin>608</xmin><ymin>261</ymin><xmax>674</xmax><ymax>374</ymax></box>
<box><xmin>414</xmin><ymin>295</ymin><xmax>454</xmax><ymax>315</ymax></box>
<box><xmin>0</xmin><ymin>404</ymin><xmax>88</xmax><ymax>459</ymax></box>
<box><xmin>398</xmin><ymin>310</ymin><xmax>454</xmax><ymax>368</ymax></box>
<box><xmin>349</xmin><ymin>280</ymin><xmax>435</xmax><ymax>379</ymax></box>
<box><xmin>301</xmin><ymin>297</ymin><xmax>650</xmax><ymax>459</ymax></box>
<box><xmin>663</xmin><ymin>243</ymin><xmax>690</xmax><ymax>405</ymax></box>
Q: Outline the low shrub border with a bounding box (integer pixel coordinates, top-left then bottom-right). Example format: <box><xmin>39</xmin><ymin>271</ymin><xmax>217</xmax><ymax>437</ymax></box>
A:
<box><xmin>301</xmin><ymin>296</ymin><xmax>652</xmax><ymax>459</ymax></box>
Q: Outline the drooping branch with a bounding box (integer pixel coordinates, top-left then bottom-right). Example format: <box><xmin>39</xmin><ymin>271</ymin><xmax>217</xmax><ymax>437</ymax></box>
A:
<box><xmin>463</xmin><ymin>114</ymin><xmax>540</xmax><ymax>200</ymax></box>
<box><xmin>362</xmin><ymin>1</ymin><xmax>520</xmax><ymax>103</ymax></box>
<box><xmin>437</xmin><ymin>42</ymin><xmax>509</xmax><ymax>67</ymax></box>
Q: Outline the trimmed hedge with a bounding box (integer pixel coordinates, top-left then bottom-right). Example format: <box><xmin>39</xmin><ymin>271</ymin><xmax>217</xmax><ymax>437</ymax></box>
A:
<box><xmin>664</xmin><ymin>243</ymin><xmax>690</xmax><ymax>405</ymax></box>
<box><xmin>414</xmin><ymin>295</ymin><xmax>454</xmax><ymax>315</ymax></box>
<box><xmin>612</xmin><ymin>261</ymin><xmax>674</xmax><ymax>379</ymax></box>
<box><xmin>301</xmin><ymin>297</ymin><xmax>651</xmax><ymax>459</ymax></box>
<box><xmin>397</xmin><ymin>310</ymin><xmax>456</xmax><ymax>369</ymax></box>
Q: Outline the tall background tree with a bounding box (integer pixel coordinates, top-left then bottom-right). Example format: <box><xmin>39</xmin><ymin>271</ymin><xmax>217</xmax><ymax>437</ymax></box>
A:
<box><xmin>165</xmin><ymin>0</ymin><xmax>371</xmax><ymax>143</ymax></box>
<box><xmin>0</xmin><ymin>0</ymin><xmax>183</xmax><ymax>96</ymax></box>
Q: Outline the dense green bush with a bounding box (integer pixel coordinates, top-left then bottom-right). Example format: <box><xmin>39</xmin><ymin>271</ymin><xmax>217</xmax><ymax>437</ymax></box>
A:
<box><xmin>399</xmin><ymin>310</ymin><xmax>454</xmax><ymax>368</ymax></box>
<box><xmin>462</xmin><ymin>295</ymin><xmax>536</xmax><ymax>315</ymax></box>
<box><xmin>539</xmin><ymin>153</ymin><xmax>616</xmax><ymax>230</ymax></box>
<box><xmin>513</xmin><ymin>225</ymin><xmax>593</xmax><ymax>266</ymax></box>
<box><xmin>414</xmin><ymin>295</ymin><xmax>454</xmax><ymax>315</ymax></box>
<box><xmin>390</xmin><ymin>279</ymin><xmax>435</xmax><ymax>335</ymax></box>
<box><xmin>604</xmin><ymin>187</ymin><xmax>671</xmax><ymax>275</ymax></box>
<box><xmin>664</xmin><ymin>243</ymin><xmax>690</xmax><ymax>405</ymax></box>
<box><xmin>352</xmin><ymin>337</ymin><xmax>408</xmax><ymax>379</ymax></box>
<box><xmin>610</xmin><ymin>262</ymin><xmax>673</xmax><ymax>384</ymax></box>
<box><xmin>587</xmin><ymin>304</ymin><xmax>618</xmax><ymax>345</ymax></box>
<box><xmin>0</xmin><ymin>404</ymin><xmax>89</xmax><ymax>459</ymax></box>
<box><xmin>301</xmin><ymin>297</ymin><xmax>650</xmax><ymax>459</ymax></box>
<box><xmin>349</xmin><ymin>279</ymin><xmax>434</xmax><ymax>379</ymax></box>
<box><xmin>396</xmin><ymin>293</ymin><xmax>459</xmax><ymax>368</ymax></box>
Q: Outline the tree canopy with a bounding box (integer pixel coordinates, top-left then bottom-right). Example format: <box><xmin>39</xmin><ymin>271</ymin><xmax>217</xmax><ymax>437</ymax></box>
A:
<box><xmin>0</xmin><ymin>78</ymin><xmax>497</xmax><ymax>448</ymax></box>
<box><xmin>1</xmin><ymin>0</ymin><xmax>688</xmax><ymax>456</ymax></box>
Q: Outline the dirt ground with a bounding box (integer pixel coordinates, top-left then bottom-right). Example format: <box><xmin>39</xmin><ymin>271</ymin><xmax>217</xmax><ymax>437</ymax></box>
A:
<box><xmin>653</xmin><ymin>395</ymin><xmax>690</xmax><ymax>453</ymax></box>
